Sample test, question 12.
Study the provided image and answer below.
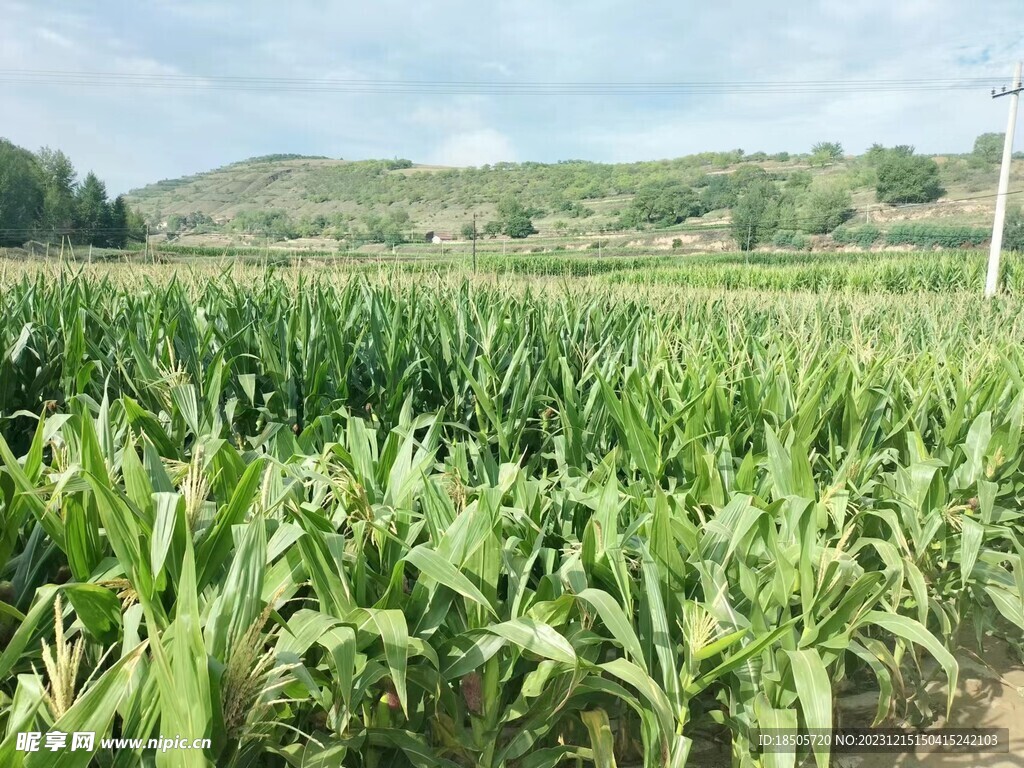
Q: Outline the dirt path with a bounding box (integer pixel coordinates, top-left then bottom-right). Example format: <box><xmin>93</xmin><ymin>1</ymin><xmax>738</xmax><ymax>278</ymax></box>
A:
<box><xmin>838</xmin><ymin>640</ymin><xmax>1024</xmax><ymax>768</ymax></box>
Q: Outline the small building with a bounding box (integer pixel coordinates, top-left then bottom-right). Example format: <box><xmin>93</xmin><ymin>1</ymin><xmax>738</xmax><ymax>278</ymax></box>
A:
<box><xmin>425</xmin><ymin>231</ymin><xmax>454</xmax><ymax>244</ymax></box>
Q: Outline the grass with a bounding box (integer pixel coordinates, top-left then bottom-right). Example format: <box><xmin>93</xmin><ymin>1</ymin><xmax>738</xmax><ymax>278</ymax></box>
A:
<box><xmin>0</xmin><ymin>258</ymin><xmax>1022</xmax><ymax>767</ymax></box>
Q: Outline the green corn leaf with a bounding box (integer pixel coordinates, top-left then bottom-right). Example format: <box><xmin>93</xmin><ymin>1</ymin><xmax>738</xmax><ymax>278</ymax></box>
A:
<box><xmin>404</xmin><ymin>544</ymin><xmax>496</xmax><ymax>616</ymax></box>
<box><xmin>488</xmin><ymin>618</ymin><xmax>576</xmax><ymax>665</ymax></box>
<box><xmin>576</xmin><ymin>588</ymin><xmax>647</xmax><ymax>671</ymax></box>
<box><xmin>786</xmin><ymin>649</ymin><xmax>832</xmax><ymax>768</ymax></box>
<box><xmin>64</xmin><ymin>583</ymin><xmax>122</xmax><ymax>646</ymax></box>
<box><xmin>366</xmin><ymin>609</ymin><xmax>410</xmax><ymax>717</ymax></box>
<box><xmin>580</xmin><ymin>709</ymin><xmax>618</xmax><ymax>768</ymax></box>
<box><xmin>861</xmin><ymin>611</ymin><xmax>958</xmax><ymax>717</ymax></box>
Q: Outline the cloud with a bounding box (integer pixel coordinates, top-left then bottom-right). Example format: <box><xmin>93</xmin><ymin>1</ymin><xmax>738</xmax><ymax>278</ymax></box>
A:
<box><xmin>35</xmin><ymin>27</ymin><xmax>76</xmax><ymax>50</ymax></box>
<box><xmin>429</xmin><ymin>129</ymin><xmax>516</xmax><ymax>167</ymax></box>
<box><xmin>0</xmin><ymin>0</ymin><xmax>1021</xmax><ymax>192</ymax></box>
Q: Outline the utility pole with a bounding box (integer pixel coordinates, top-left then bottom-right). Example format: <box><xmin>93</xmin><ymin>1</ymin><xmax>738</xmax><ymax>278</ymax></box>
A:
<box><xmin>985</xmin><ymin>61</ymin><xmax>1022</xmax><ymax>299</ymax></box>
<box><xmin>472</xmin><ymin>213</ymin><xmax>477</xmax><ymax>274</ymax></box>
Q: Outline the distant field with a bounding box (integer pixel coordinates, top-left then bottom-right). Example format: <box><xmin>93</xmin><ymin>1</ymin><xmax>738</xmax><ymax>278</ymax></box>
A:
<box><xmin>7</xmin><ymin>244</ymin><xmax>1019</xmax><ymax>296</ymax></box>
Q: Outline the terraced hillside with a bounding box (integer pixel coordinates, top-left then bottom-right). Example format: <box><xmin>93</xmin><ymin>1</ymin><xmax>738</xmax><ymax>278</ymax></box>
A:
<box><xmin>125</xmin><ymin>150</ymin><xmax>1024</xmax><ymax>244</ymax></box>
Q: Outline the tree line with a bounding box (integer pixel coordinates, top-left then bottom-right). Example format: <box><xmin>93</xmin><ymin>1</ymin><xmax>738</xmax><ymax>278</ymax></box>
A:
<box><xmin>7</xmin><ymin>134</ymin><xmax>1018</xmax><ymax>252</ymax></box>
<box><xmin>0</xmin><ymin>138</ymin><xmax>146</xmax><ymax>248</ymax></box>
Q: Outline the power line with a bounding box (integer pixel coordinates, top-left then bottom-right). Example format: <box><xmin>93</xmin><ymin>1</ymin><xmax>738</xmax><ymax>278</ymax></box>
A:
<box><xmin>0</xmin><ymin>69</ymin><xmax>1015</xmax><ymax>96</ymax></box>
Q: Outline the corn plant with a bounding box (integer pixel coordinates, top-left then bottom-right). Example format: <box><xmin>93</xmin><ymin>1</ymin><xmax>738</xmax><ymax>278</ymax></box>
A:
<box><xmin>0</xmin><ymin>264</ymin><xmax>1022</xmax><ymax>767</ymax></box>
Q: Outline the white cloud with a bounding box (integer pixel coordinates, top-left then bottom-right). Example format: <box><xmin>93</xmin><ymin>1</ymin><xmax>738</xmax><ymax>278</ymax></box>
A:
<box><xmin>0</xmin><ymin>0</ymin><xmax>1021</xmax><ymax>191</ymax></box>
<box><xmin>35</xmin><ymin>27</ymin><xmax>76</xmax><ymax>50</ymax></box>
<box><xmin>429</xmin><ymin>129</ymin><xmax>516</xmax><ymax>167</ymax></box>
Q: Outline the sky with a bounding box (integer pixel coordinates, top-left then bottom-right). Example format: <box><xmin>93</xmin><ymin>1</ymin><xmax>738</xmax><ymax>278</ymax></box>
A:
<box><xmin>1</xmin><ymin>0</ymin><xmax>1022</xmax><ymax>194</ymax></box>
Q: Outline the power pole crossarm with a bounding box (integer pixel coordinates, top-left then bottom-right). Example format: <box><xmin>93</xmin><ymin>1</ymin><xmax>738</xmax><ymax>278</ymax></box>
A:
<box><xmin>985</xmin><ymin>61</ymin><xmax>1023</xmax><ymax>299</ymax></box>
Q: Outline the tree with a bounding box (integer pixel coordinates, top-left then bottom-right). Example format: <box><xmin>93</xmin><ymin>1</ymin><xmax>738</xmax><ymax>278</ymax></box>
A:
<box><xmin>107</xmin><ymin>196</ymin><xmax>129</xmax><ymax>248</ymax></box>
<box><xmin>504</xmin><ymin>211</ymin><xmax>537</xmax><ymax>239</ymax></box>
<box><xmin>460</xmin><ymin>221</ymin><xmax>477</xmax><ymax>240</ymax></box>
<box><xmin>1004</xmin><ymin>205</ymin><xmax>1024</xmax><ymax>252</ymax></box>
<box><xmin>622</xmin><ymin>180</ymin><xmax>704</xmax><ymax>229</ymax></box>
<box><xmin>785</xmin><ymin>171</ymin><xmax>813</xmax><ymax>192</ymax></box>
<box><xmin>700</xmin><ymin>174</ymin><xmax>737</xmax><ymax>211</ymax></box>
<box><xmin>0</xmin><ymin>139</ymin><xmax>44</xmax><ymax>246</ymax></box>
<box><xmin>388</xmin><ymin>208</ymin><xmax>411</xmax><ymax>228</ymax></box>
<box><xmin>483</xmin><ymin>221</ymin><xmax>502</xmax><ymax>238</ymax></box>
<box><xmin>74</xmin><ymin>172</ymin><xmax>111</xmax><ymax>246</ymax></box>
<box><xmin>731</xmin><ymin>180</ymin><xmax>780</xmax><ymax>250</ymax></box>
<box><xmin>972</xmin><ymin>133</ymin><xmax>1004</xmax><ymax>165</ymax></box>
<box><xmin>36</xmin><ymin>147</ymin><xmax>77</xmax><ymax>238</ymax></box>
<box><xmin>864</xmin><ymin>143</ymin><xmax>888</xmax><ymax>166</ymax></box>
<box><xmin>232</xmin><ymin>209</ymin><xmax>296</xmax><ymax>241</ymax></box>
<box><xmin>802</xmin><ymin>185</ymin><xmax>852</xmax><ymax>233</ymax></box>
<box><xmin>810</xmin><ymin>142</ymin><xmax>844</xmax><ymax>166</ymax></box>
<box><xmin>360</xmin><ymin>211</ymin><xmax>407</xmax><ymax>246</ymax></box>
<box><xmin>126</xmin><ymin>207</ymin><xmax>147</xmax><ymax>243</ymax></box>
<box><xmin>730</xmin><ymin>165</ymin><xmax>770</xmax><ymax>189</ymax></box>
<box><xmin>496</xmin><ymin>196</ymin><xmax>536</xmax><ymax>239</ymax></box>
<box><xmin>875</xmin><ymin>153</ymin><xmax>943</xmax><ymax>204</ymax></box>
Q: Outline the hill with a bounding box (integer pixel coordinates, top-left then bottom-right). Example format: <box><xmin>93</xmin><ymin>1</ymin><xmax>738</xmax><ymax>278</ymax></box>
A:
<box><xmin>124</xmin><ymin>145</ymin><xmax>1024</xmax><ymax>247</ymax></box>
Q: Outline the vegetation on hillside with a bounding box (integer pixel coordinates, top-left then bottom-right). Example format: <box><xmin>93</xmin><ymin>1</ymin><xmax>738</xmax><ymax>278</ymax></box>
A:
<box><xmin>119</xmin><ymin>137</ymin><xmax>1017</xmax><ymax>251</ymax></box>
<box><xmin>0</xmin><ymin>135</ymin><xmax>1018</xmax><ymax>252</ymax></box>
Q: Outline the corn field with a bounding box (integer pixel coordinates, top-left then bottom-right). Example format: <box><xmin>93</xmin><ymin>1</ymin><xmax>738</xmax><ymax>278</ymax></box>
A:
<box><xmin>0</xmin><ymin>262</ymin><xmax>1023</xmax><ymax>767</ymax></box>
<box><xmin>50</xmin><ymin>247</ymin><xmax>1024</xmax><ymax>295</ymax></box>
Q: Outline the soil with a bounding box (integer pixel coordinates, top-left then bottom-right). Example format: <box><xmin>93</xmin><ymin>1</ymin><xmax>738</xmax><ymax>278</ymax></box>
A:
<box><xmin>677</xmin><ymin>638</ymin><xmax>1024</xmax><ymax>768</ymax></box>
<box><xmin>836</xmin><ymin>638</ymin><xmax>1024</xmax><ymax>768</ymax></box>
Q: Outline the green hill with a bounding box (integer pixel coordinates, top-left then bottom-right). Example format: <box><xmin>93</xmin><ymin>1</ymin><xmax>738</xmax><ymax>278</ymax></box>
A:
<box><xmin>124</xmin><ymin>146</ymin><xmax>1022</xmax><ymax>244</ymax></box>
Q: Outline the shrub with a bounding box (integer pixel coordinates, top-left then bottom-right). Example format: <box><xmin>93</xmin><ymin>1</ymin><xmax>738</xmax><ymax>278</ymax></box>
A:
<box><xmin>832</xmin><ymin>225</ymin><xmax>881</xmax><ymax>248</ymax></box>
<box><xmin>876</xmin><ymin>154</ymin><xmax>944</xmax><ymax>204</ymax></box>
<box><xmin>1004</xmin><ymin>206</ymin><xmax>1024</xmax><ymax>252</ymax></box>
<box><xmin>885</xmin><ymin>224</ymin><xmax>988</xmax><ymax>248</ymax></box>
<box><xmin>772</xmin><ymin>230</ymin><xmax>809</xmax><ymax>250</ymax></box>
<box><xmin>802</xmin><ymin>186</ymin><xmax>853</xmax><ymax>234</ymax></box>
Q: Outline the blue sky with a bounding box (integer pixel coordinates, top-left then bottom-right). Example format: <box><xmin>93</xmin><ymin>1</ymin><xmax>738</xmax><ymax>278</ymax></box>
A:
<box><xmin>1</xmin><ymin>0</ymin><xmax>1022</xmax><ymax>193</ymax></box>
